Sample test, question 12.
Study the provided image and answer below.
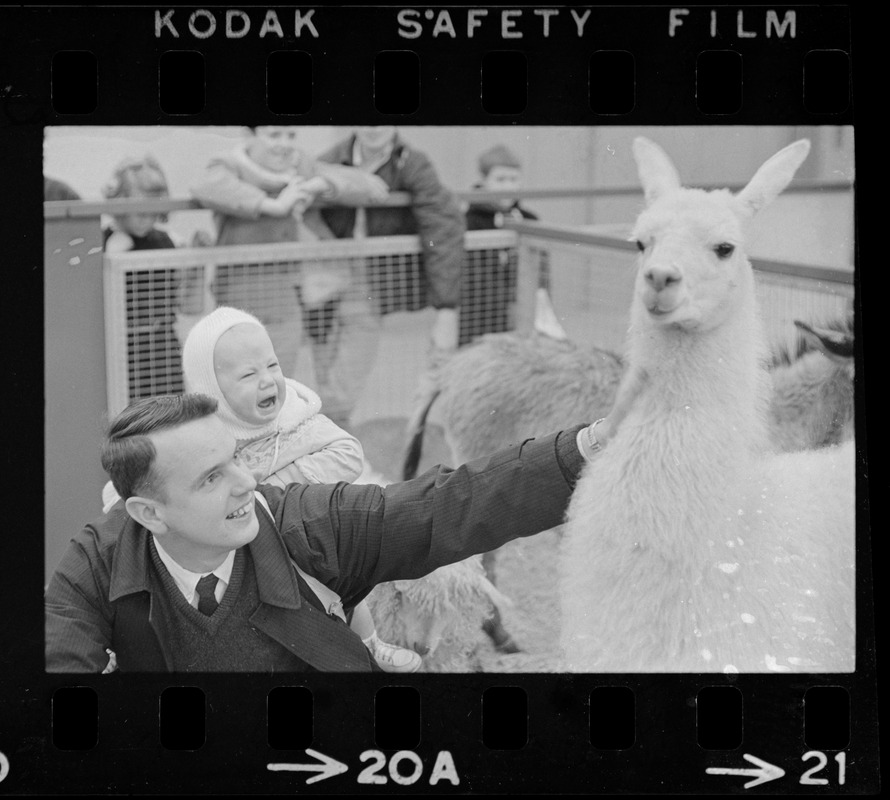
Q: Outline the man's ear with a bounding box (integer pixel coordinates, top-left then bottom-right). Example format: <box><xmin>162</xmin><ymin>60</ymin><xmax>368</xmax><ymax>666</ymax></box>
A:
<box><xmin>125</xmin><ymin>495</ymin><xmax>169</xmax><ymax>535</ymax></box>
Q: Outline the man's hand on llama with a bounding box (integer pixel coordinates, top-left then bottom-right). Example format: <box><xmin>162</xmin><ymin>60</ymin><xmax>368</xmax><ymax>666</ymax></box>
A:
<box><xmin>578</xmin><ymin>365</ymin><xmax>649</xmax><ymax>460</ymax></box>
<box><xmin>602</xmin><ymin>364</ymin><xmax>649</xmax><ymax>442</ymax></box>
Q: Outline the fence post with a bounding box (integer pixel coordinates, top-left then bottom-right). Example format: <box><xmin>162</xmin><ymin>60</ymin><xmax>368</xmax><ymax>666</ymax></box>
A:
<box><xmin>513</xmin><ymin>238</ymin><xmax>538</xmax><ymax>334</ymax></box>
<box><xmin>44</xmin><ymin>214</ymin><xmax>108</xmax><ymax>582</ymax></box>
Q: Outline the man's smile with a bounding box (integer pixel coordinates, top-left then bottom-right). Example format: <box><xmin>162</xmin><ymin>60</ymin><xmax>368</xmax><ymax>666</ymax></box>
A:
<box><xmin>226</xmin><ymin>498</ymin><xmax>253</xmax><ymax>520</ymax></box>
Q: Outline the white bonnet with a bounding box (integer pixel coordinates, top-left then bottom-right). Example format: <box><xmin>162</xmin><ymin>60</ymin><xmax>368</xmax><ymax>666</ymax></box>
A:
<box><xmin>181</xmin><ymin>306</ymin><xmax>270</xmax><ymax>438</ymax></box>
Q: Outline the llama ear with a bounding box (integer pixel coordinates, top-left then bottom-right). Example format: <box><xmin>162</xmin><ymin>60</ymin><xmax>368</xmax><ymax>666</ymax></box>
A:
<box><xmin>632</xmin><ymin>137</ymin><xmax>682</xmax><ymax>206</ymax></box>
<box><xmin>736</xmin><ymin>139</ymin><xmax>811</xmax><ymax>216</ymax></box>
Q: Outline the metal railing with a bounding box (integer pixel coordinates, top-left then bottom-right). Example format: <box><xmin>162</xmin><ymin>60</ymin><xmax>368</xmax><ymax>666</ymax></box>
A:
<box><xmin>102</xmin><ymin>230</ymin><xmax>516</xmax><ymax>419</ymax></box>
<box><xmin>102</xmin><ymin>219</ymin><xmax>853</xmax><ymax>421</ymax></box>
<box><xmin>508</xmin><ymin>220</ymin><xmax>854</xmax><ymax>357</ymax></box>
<box><xmin>43</xmin><ymin>179</ymin><xmax>854</xmax><ymax>219</ymax></box>
<box><xmin>42</xmin><ymin>186</ymin><xmax>856</xmax><ymax>583</ymax></box>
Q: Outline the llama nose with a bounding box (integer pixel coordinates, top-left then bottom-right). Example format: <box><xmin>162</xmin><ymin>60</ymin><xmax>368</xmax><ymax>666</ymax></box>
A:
<box><xmin>644</xmin><ymin>264</ymin><xmax>682</xmax><ymax>292</ymax></box>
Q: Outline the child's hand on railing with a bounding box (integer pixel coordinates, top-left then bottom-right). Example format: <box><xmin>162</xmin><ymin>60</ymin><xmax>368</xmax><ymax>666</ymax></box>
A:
<box><xmin>190</xmin><ymin>229</ymin><xmax>215</xmax><ymax>248</ymax></box>
<box><xmin>260</xmin><ymin>178</ymin><xmax>315</xmax><ymax>218</ymax></box>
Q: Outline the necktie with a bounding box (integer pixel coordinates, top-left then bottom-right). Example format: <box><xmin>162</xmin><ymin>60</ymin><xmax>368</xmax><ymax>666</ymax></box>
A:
<box><xmin>196</xmin><ymin>573</ymin><xmax>219</xmax><ymax>616</ymax></box>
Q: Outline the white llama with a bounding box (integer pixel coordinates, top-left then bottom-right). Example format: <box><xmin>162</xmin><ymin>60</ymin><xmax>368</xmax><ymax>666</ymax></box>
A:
<box><xmin>560</xmin><ymin>137</ymin><xmax>855</xmax><ymax>673</ymax></box>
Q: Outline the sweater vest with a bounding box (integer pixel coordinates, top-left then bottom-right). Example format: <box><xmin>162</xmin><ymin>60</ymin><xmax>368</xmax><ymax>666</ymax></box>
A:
<box><xmin>149</xmin><ymin>543</ymin><xmax>313</xmax><ymax>672</ymax></box>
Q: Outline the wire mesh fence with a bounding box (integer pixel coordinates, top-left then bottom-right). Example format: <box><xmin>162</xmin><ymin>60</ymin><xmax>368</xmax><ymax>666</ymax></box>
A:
<box><xmin>103</xmin><ymin>230</ymin><xmax>517</xmax><ymax>420</ymax></box>
<box><xmin>103</xmin><ymin>224</ymin><xmax>853</xmax><ymax>424</ymax></box>
<box><xmin>513</xmin><ymin>224</ymin><xmax>854</xmax><ymax>360</ymax></box>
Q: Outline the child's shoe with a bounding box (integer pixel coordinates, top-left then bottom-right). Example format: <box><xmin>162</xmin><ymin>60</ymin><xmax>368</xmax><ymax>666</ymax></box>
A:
<box><xmin>366</xmin><ymin>634</ymin><xmax>422</xmax><ymax>673</ymax></box>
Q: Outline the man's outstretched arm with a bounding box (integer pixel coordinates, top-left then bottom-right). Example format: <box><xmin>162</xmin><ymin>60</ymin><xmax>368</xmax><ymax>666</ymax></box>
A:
<box><xmin>267</xmin><ymin>427</ymin><xmax>587</xmax><ymax>604</ymax></box>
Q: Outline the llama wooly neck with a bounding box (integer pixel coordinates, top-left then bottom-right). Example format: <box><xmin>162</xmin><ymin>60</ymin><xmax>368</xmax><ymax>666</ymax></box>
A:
<box><xmin>626</xmin><ymin>193</ymin><xmax>770</xmax><ymax>461</ymax></box>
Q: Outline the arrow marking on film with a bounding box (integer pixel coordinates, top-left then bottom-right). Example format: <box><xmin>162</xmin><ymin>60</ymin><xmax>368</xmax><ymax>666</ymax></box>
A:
<box><xmin>706</xmin><ymin>753</ymin><xmax>785</xmax><ymax>789</ymax></box>
<box><xmin>267</xmin><ymin>749</ymin><xmax>349</xmax><ymax>784</ymax></box>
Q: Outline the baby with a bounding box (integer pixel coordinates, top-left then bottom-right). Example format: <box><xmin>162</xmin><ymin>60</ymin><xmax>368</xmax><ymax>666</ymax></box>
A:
<box><xmin>182</xmin><ymin>306</ymin><xmax>421</xmax><ymax>673</ymax></box>
<box><xmin>183</xmin><ymin>305</ymin><xmax>363</xmax><ymax>489</ymax></box>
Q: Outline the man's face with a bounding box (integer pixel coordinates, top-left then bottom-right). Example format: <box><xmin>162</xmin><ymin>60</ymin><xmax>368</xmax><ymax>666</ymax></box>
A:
<box><xmin>147</xmin><ymin>415</ymin><xmax>259</xmax><ymax>570</ymax></box>
<box><xmin>248</xmin><ymin>126</ymin><xmax>300</xmax><ymax>173</ymax></box>
<box><xmin>214</xmin><ymin>323</ymin><xmax>287</xmax><ymax>426</ymax></box>
<box><xmin>355</xmin><ymin>126</ymin><xmax>397</xmax><ymax>153</ymax></box>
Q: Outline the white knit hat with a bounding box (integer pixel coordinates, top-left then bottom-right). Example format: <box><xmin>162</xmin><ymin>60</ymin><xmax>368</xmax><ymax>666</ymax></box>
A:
<box><xmin>181</xmin><ymin>306</ymin><xmax>278</xmax><ymax>441</ymax></box>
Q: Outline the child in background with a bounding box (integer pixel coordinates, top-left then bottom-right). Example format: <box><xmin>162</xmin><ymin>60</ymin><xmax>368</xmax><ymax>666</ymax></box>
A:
<box><xmin>465</xmin><ymin>144</ymin><xmax>539</xmax><ymax>231</ymax></box>
<box><xmin>461</xmin><ymin>144</ymin><xmax>540</xmax><ymax>347</ymax></box>
<box><xmin>190</xmin><ymin>126</ymin><xmax>390</xmax><ymax>382</ymax></box>
<box><xmin>102</xmin><ymin>154</ymin><xmax>184</xmax><ymax>396</ymax></box>
<box><xmin>182</xmin><ymin>306</ymin><xmax>422</xmax><ymax>673</ymax></box>
<box><xmin>103</xmin><ymin>154</ymin><xmax>176</xmax><ymax>252</ymax></box>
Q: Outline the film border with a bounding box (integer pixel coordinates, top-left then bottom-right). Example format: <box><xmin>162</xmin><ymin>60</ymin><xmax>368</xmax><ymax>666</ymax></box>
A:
<box><xmin>1</xmin><ymin>3</ymin><xmax>877</xmax><ymax>795</ymax></box>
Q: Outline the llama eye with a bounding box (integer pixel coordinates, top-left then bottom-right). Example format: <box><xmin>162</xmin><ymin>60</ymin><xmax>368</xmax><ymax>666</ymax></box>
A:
<box><xmin>714</xmin><ymin>243</ymin><xmax>735</xmax><ymax>259</ymax></box>
<box><xmin>635</xmin><ymin>240</ymin><xmax>646</xmax><ymax>252</ymax></box>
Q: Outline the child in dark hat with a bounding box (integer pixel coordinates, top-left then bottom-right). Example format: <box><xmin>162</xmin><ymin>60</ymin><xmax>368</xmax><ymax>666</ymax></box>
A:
<box><xmin>466</xmin><ymin>144</ymin><xmax>539</xmax><ymax>231</ymax></box>
<box><xmin>460</xmin><ymin>144</ymin><xmax>540</xmax><ymax>349</ymax></box>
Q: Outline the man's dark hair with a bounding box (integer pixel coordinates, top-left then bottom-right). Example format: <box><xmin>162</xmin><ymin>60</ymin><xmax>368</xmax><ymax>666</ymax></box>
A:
<box><xmin>101</xmin><ymin>394</ymin><xmax>218</xmax><ymax>501</ymax></box>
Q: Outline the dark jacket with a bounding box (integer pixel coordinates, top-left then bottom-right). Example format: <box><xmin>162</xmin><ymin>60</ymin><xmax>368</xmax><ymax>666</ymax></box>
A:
<box><xmin>317</xmin><ymin>135</ymin><xmax>465</xmax><ymax>312</ymax></box>
<box><xmin>465</xmin><ymin>198</ymin><xmax>539</xmax><ymax>231</ymax></box>
<box><xmin>45</xmin><ymin>431</ymin><xmax>577</xmax><ymax>672</ymax></box>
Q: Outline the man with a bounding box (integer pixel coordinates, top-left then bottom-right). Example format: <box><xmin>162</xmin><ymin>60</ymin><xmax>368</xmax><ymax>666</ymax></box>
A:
<box><xmin>313</xmin><ymin>126</ymin><xmax>466</xmax><ymax>426</ymax></box>
<box><xmin>45</xmin><ymin>369</ymin><xmax>645</xmax><ymax>672</ymax></box>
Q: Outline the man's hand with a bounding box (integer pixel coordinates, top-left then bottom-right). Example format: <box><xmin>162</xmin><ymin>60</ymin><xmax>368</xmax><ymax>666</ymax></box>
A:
<box><xmin>578</xmin><ymin>365</ymin><xmax>649</xmax><ymax>460</ymax></box>
<box><xmin>599</xmin><ymin>365</ymin><xmax>649</xmax><ymax>444</ymax></box>
<box><xmin>364</xmin><ymin>174</ymin><xmax>391</xmax><ymax>203</ymax></box>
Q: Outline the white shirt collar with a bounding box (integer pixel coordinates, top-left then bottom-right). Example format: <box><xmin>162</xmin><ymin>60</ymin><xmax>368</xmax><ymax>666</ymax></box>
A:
<box><xmin>152</xmin><ymin>539</ymin><xmax>236</xmax><ymax>608</ymax></box>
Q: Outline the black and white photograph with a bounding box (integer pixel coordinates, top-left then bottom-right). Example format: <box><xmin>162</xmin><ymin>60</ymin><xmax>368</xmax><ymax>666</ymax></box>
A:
<box><xmin>43</xmin><ymin>124</ymin><xmax>856</xmax><ymax>674</ymax></box>
<box><xmin>0</xmin><ymin>3</ymin><xmax>875</xmax><ymax>795</ymax></box>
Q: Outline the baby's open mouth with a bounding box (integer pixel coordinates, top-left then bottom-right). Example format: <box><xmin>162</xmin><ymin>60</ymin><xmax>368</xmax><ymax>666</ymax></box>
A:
<box><xmin>258</xmin><ymin>395</ymin><xmax>277</xmax><ymax>410</ymax></box>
